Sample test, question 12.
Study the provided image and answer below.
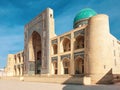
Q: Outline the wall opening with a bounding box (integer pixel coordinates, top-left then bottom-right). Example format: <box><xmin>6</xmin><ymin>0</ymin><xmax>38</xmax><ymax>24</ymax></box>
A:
<box><xmin>29</xmin><ymin>31</ymin><xmax>42</xmax><ymax>74</ymax></box>
<box><xmin>61</xmin><ymin>38</ymin><xmax>71</xmax><ymax>52</ymax></box>
<box><xmin>52</xmin><ymin>44</ymin><xmax>58</xmax><ymax>54</ymax></box>
<box><xmin>75</xmin><ymin>57</ymin><xmax>84</xmax><ymax>74</ymax></box>
<box><xmin>74</xmin><ymin>35</ymin><xmax>84</xmax><ymax>50</ymax></box>
<box><xmin>62</xmin><ymin>58</ymin><xmax>70</xmax><ymax>74</ymax></box>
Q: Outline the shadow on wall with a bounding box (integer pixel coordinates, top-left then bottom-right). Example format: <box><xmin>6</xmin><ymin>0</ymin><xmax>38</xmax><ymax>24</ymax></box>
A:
<box><xmin>62</xmin><ymin>69</ymin><xmax>114</xmax><ymax>85</ymax></box>
<box><xmin>113</xmin><ymin>74</ymin><xmax>120</xmax><ymax>83</ymax></box>
<box><xmin>62</xmin><ymin>69</ymin><xmax>115</xmax><ymax>90</ymax></box>
<box><xmin>62</xmin><ymin>84</ymin><xmax>90</xmax><ymax>90</ymax></box>
<box><xmin>62</xmin><ymin>69</ymin><xmax>120</xmax><ymax>90</ymax></box>
<box><xmin>96</xmin><ymin>69</ymin><xmax>113</xmax><ymax>84</ymax></box>
<box><xmin>62</xmin><ymin>75</ymin><xmax>84</xmax><ymax>85</ymax></box>
<box><xmin>62</xmin><ymin>84</ymin><xmax>120</xmax><ymax>90</ymax></box>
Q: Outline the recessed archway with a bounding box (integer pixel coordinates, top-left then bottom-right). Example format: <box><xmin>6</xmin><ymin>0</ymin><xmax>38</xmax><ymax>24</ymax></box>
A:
<box><xmin>18</xmin><ymin>67</ymin><xmax>20</xmax><ymax>76</ymax></box>
<box><xmin>29</xmin><ymin>31</ymin><xmax>42</xmax><ymax>74</ymax></box>
<box><xmin>74</xmin><ymin>35</ymin><xmax>84</xmax><ymax>50</ymax></box>
<box><xmin>61</xmin><ymin>38</ymin><xmax>71</xmax><ymax>53</ymax></box>
<box><xmin>61</xmin><ymin>58</ymin><xmax>70</xmax><ymax>74</ymax></box>
<box><xmin>74</xmin><ymin>56</ymin><xmax>84</xmax><ymax>74</ymax></box>
<box><xmin>52</xmin><ymin>61</ymin><xmax>58</xmax><ymax>75</ymax></box>
<box><xmin>52</xmin><ymin>44</ymin><xmax>58</xmax><ymax>55</ymax></box>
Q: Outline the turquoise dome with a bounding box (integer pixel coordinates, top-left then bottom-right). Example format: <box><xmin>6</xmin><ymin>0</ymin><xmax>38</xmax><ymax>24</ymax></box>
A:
<box><xmin>74</xmin><ymin>8</ymin><xmax>97</xmax><ymax>23</ymax></box>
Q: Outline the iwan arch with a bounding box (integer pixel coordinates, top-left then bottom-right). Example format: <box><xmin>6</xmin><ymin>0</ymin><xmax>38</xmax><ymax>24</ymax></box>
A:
<box><xmin>20</xmin><ymin>8</ymin><xmax>120</xmax><ymax>84</ymax></box>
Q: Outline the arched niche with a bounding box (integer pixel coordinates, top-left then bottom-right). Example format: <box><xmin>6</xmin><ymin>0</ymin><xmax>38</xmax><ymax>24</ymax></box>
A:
<box><xmin>74</xmin><ymin>35</ymin><xmax>84</xmax><ymax>50</ymax></box>
<box><xmin>74</xmin><ymin>56</ymin><xmax>84</xmax><ymax>74</ymax></box>
<box><xmin>28</xmin><ymin>31</ymin><xmax>42</xmax><ymax>74</ymax></box>
<box><xmin>60</xmin><ymin>38</ymin><xmax>71</xmax><ymax>53</ymax></box>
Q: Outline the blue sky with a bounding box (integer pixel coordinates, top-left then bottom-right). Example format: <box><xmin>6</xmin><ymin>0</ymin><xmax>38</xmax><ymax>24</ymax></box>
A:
<box><xmin>0</xmin><ymin>0</ymin><xmax>120</xmax><ymax>68</ymax></box>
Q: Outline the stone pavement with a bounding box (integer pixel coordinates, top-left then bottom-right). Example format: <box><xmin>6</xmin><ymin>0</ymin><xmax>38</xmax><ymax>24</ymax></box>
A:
<box><xmin>0</xmin><ymin>80</ymin><xmax>120</xmax><ymax>90</ymax></box>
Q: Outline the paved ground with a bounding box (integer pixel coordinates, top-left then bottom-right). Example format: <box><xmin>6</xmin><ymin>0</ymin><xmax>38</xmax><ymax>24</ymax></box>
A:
<box><xmin>0</xmin><ymin>80</ymin><xmax>120</xmax><ymax>90</ymax></box>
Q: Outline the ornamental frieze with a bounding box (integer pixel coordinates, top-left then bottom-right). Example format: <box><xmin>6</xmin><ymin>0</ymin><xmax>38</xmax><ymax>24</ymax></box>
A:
<box><xmin>28</xmin><ymin>23</ymin><xmax>43</xmax><ymax>31</ymax></box>
<box><xmin>61</xmin><ymin>54</ymin><xmax>71</xmax><ymax>60</ymax></box>
<box><xmin>51</xmin><ymin>56</ymin><xmax>58</xmax><ymax>62</ymax></box>
<box><xmin>28</xmin><ymin>15</ymin><xmax>42</xmax><ymax>27</ymax></box>
<box><xmin>74</xmin><ymin>51</ymin><xmax>84</xmax><ymax>59</ymax></box>
<box><xmin>51</xmin><ymin>39</ymin><xmax>58</xmax><ymax>45</ymax></box>
<box><xmin>74</xmin><ymin>29</ymin><xmax>85</xmax><ymax>38</ymax></box>
<box><xmin>60</xmin><ymin>34</ymin><xmax>71</xmax><ymax>41</ymax></box>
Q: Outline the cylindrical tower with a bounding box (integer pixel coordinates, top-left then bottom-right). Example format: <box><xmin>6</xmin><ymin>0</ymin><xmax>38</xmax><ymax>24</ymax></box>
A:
<box><xmin>87</xmin><ymin>14</ymin><xmax>113</xmax><ymax>84</ymax></box>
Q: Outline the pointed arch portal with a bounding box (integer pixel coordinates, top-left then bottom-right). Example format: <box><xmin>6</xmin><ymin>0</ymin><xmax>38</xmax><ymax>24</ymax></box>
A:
<box><xmin>29</xmin><ymin>31</ymin><xmax>42</xmax><ymax>74</ymax></box>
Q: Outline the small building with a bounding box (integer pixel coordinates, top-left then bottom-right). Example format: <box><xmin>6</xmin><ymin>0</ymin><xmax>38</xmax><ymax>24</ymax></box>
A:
<box><xmin>14</xmin><ymin>51</ymin><xmax>24</xmax><ymax>76</ymax></box>
<box><xmin>6</xmin><ymin>51</ymin><xmax>24</xmax><ymax>76</ymax></box>
<box><xmin>5</xmin><ymin>54</ymin><xmax>15</xmax><ymax>76</ymax></box>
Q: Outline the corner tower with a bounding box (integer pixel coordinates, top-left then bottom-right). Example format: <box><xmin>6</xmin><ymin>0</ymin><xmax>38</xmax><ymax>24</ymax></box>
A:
<box><xmin>86</xmin><ymin>14</ymin><xmax>114</xmax><ymax>84</ymax></box>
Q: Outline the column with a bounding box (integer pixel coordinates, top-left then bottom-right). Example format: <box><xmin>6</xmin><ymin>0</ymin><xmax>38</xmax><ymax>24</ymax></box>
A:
<box><xmin>70</xmin><ymin>32</ymin><xmax>75</xmax><ymax>75</ymax></box>
<box><xmin>57</xmin><ymin>37</ymin><xmax>61</xmax><ymax>75</ymax></box>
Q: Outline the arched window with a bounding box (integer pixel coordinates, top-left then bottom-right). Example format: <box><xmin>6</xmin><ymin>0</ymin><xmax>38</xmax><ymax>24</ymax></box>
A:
<box><xmin>63</xmin><ymin>58</ymin><xmax>70</xmax><ymax>74</ymax></box>
<box><xmin>62</xmin><ymin>38</ymin><xmax>71</xmax><ymax>52</ymax></box>
<box><xmin>52</xmin><ymin>44</ymin><xmax>58</xmax><ymax>54</ymax></box>
<box><xmin>29</xmin><ymin>31</ymin><xmax>42</xmax><ymax>74</ymax></box>
<box><xmin>74</xmin><ymin>35</ymin><xmax>84</xmax><ymax>50</ymax></box>
<box><xmin>75</xmin><ymin>57</ymin><xmax>84</xmax><ymax>74</ymax></box>
<box><xmin>53</xmin><ymin>61</ymin><xmax>58</xmax><ymax>74</ymax></box>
